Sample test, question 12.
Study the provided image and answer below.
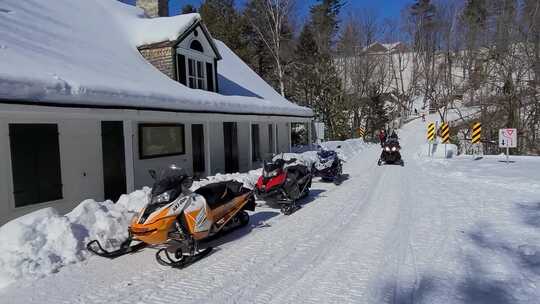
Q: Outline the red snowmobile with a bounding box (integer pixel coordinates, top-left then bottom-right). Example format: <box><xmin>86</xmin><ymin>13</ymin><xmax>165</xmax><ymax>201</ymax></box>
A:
<box><xmin>254</xmin><ymin>157</ymin><xmax>312</xmax><ymax>215</ymax></box>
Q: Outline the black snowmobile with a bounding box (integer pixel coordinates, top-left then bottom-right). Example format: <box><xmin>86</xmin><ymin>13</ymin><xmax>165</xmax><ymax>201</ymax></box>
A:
<box><xmin>378</xmin><ymin>138</ymin><xmax>404</xmax><ymax>166</ymax></box>
<box><xmin>255</xmin><ymin>157</ymin><xmax>312</xmax><ymax>215</ymax></box>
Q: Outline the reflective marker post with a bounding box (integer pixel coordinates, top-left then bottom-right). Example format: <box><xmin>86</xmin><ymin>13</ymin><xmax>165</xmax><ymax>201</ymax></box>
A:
<box><xmin>427</xmin><ymin>122</ymin><xmax>436</xmax><ymax>157</ymax></box>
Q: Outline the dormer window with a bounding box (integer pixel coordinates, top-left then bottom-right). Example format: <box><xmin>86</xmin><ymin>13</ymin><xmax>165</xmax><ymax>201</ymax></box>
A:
<box><xmin>175</xmin><ymin>30</ymin><xmax>218</xmax><ymax>92</ymax></box>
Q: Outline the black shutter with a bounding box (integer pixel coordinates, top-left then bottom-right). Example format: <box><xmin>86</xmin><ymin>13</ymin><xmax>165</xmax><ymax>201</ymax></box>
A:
<box><xmin>251</xmin><ymin>124</ymin><xmax>260</xmax><ymax>161</ymax></box>
<box><xmin>268</xmin><ymin>124</ymin><xmax>274</xmax><ymax>153</ymax></box>
<box><xmin>206</xmin><ymin>62</ymin><xmax>214</xmax><ymax>92</ymax></box>
<box><xmin>214</xmin><ymin>59</ymin><xmax>219</xmax><ymax>93</ymax></box>
<box><xmin>9</xmin><ymin>124</ymin><xmax>62</xmax><ymax>207</ymax></box>
<box><xmin>177</xmin><ymin>54</ymin><xmax>187</xmax><ymax>85</ymax></box>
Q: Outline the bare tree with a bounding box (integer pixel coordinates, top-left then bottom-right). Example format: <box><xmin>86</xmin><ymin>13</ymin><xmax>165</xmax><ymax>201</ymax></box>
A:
<box><xmin>245</xmin><ymin>0</ymin><xmax>296</xmax><ymax>97</ymax></box>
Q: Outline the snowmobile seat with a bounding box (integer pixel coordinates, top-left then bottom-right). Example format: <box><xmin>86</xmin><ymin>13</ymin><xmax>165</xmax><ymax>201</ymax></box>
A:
<box><xmin>286</xmin><ymin>164</ymin><xmax>310</xmax><ymax>179</ymax></box>
<box><xmin>195</xmin><ymin>180</ymin><xmax>248</xmax><ymax>209</ymax></box>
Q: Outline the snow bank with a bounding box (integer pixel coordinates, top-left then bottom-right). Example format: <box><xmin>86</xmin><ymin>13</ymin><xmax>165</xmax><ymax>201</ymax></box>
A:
<box><xmin>192</xmin><ymin>169</ymin><xmax>262</xmax><ymax>190</ymax></box>
<box><xmin>0</xmin><ymin>188</ymin><xmax>149</xmax><ymax>289</ymax></box>
<box><xmin>0</xmin><ymin>139</ymin><xmax>368</xmax><ymax>289</ymax></box>
<box><xmin>421</xmin><ymin>143</ymin><xmax>458</xmax><ymax>158</ymax></box>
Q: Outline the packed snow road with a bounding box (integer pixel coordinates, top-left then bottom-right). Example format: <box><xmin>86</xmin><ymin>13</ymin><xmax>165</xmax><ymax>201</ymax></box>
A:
<box><xmin>2</xmin><ymin>118</ymin><xmax>540</xmax><ymax>304</ymax></box>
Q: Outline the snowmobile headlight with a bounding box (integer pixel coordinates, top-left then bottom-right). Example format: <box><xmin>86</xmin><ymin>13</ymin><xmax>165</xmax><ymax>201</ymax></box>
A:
<box><xmin>385</xmin><ymin>147</ymin><xmax>391</xmax><ymax>151</ymax></box>
<box><xmin>152</xmin><ymin>190</ymin><xmax>172</xmax><ymax>204</ymax></box>
<box><xmin>391</xmin><ymin>147</ymin><xmax>397</xmax><ymax>151</ymax></box>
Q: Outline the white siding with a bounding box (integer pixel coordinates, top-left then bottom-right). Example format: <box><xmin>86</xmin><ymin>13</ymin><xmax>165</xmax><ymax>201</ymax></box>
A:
<box><xmin>0</xmin><ymin>116</ymin><xmax>103</xmax><ymax>224</ymax></box>
<box><xmin>276</xmin><ymin>122</ymin><xmax>291</xmax><ymax>153</ymax></box>
<box><xmin>0</xmin><ymin>103</ymin><xmax>311</xmax><ymax>224</ymax></box>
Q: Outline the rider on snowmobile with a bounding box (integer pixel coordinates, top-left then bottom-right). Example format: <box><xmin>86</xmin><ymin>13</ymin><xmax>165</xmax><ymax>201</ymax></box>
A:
<box><xmin>378</xmin><ymin>129</ymin><xmax>386</xmax><ymax>147</ymax></box>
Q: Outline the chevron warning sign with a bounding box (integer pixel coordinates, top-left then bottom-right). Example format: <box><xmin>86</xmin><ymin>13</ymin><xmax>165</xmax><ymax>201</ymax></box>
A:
<box><xmin>357</xmin><ymin>127</ymin><xmax>365</xmax><ymax>138</ymax></box>
<box><xmin>472</xmin><ymin>122</ymin><xmax>481</xmax><ymax>144</ymax></box>
<box><xmin>427</xmin><ymin>123</ymin><xmax>436</xmax><ymax>142</ymax></box>
<box><xmin>440</xmin><ymin>123</ymin><xmax>450</xmax><ymax>144</ymax></box>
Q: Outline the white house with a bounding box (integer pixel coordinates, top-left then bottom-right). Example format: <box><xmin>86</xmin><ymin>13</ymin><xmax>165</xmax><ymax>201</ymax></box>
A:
<box><xmin>0</xmin><ymin>0</ymin><xmax>313</xmax><ymax>224</ymax></box>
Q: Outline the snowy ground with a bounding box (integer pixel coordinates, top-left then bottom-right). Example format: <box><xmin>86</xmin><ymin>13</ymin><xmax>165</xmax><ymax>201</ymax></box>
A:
<box><xmin>1</xmin><ymin>118</ymin><xmax>540</xmax><ymax>303</ymax></box>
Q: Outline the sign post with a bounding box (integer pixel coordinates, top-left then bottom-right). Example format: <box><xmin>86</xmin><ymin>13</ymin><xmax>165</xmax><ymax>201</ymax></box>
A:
<box><xmin>498</xmin><ymin>128</ymin><xmax>517</xmax><ymax>163</ymax></box>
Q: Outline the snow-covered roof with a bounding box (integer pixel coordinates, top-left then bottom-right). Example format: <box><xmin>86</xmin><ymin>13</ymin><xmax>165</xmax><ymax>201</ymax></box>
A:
<box><xmin>363</xmin><ymin>42</ymin><xmax>406</xmax><ymax>53</ymax></box>
<box><xmin>0</xmin><ymin>0</ymin><xmax>312</xmax><ymax>117</ymax></box>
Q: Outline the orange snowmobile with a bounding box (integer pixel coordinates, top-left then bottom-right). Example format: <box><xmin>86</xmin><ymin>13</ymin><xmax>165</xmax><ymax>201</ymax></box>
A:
<box><xmin>87</xmin><ymin>166</ymin><xmax>256</xmax><ymax>267</ymax></box>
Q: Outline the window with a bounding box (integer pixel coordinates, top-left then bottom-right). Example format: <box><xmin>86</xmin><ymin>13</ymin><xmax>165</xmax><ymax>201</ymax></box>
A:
<box><xmin>251</xmin><ymin>124</ymin><xmax>260</xmax><ymax>161</ymax></box>
<box><xmin>291</xmin><ymin>122</ymin><xmax>309</xmax><ymax>146</ymax></box>
<box><xmin>9</xmin><ymin>124</ymin><xmax>63</xmax><ymax>207</ymax></box>
<box><xmin>139</xmin><ymin>124</ymin><xmax>185</xmax><ymax>159</ymax></box>
<box><xmin>190</xmin><ymin>40</ymin><xmax>204</xmax><ymax>52</ymax></box>
<box><xmin>187</xmin><ymin>58</ymin><xmax>206</xmax><ymax>90</ymax></box>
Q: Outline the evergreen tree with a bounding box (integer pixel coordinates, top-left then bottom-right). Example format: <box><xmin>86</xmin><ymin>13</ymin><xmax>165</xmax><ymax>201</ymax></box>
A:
<box><xmin>462</xmin><ymin>0</ymin><xmax>487</xmax><ymax>29</ymax></box>
<box><xmin>289</xmin><ymin>1</ymin><xmax>348</xmax><ymax>140</ymax></box>
<box><xmin>240</xmin><ymin>4</ymin><xmax>274</xmax><ymax>82</ymax></box>
<box><xmin>290</xmin><ymin>24</ymin><xmax>319</xmax><ymax>107</ymax></box>
<box><xmin>310</xmin><ymin>0</ymin><xmax>343</xmax><ymax>54</ymax></box>
<box><xmin>199</xmin><ymin>0</ymin><xmax>249</xmax><ymax>60</ymax></box>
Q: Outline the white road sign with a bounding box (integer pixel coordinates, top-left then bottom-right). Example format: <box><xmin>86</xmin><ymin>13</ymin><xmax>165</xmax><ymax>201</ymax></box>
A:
<box><xmin>499</xmin><ymin>128</ymin><xmax>517</xmax><ymax>148</ymax></box>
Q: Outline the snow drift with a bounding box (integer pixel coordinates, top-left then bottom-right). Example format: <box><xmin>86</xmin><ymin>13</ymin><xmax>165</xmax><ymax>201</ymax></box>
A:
<box><xmin>0</xmin><ymin>139</ymin><xmax>368</xmax><ymax>289</ymax></box>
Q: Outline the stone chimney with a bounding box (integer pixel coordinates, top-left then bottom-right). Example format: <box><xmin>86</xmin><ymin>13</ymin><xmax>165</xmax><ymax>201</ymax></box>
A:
<box><xmin>136</xmin><ymin>0</ymin><xmax>169</xmax><ymax>18</ymax></box>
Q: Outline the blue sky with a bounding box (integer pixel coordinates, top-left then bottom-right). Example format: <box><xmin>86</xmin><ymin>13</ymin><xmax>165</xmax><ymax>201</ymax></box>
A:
<box><xmin>121</xmin><ymin>0</ymin><xmax>413</xmax><ymax>25</ymax></box>
<box><xmin>168</xmin><ymin>0</ymin><xmax>412</xmax><ymax>21</ymax></box>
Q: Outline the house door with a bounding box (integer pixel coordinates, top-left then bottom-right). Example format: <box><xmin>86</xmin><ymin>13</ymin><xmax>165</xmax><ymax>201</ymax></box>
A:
<box><xmin>223</xmin><ymin>122</ymin><xmax>239</xmax><ymax>173</ymax></box>
<box><xmin>101</xmin><ymin>121</ymin><xmax>126</xmax><ymax>202</ymax></box>
<box><xmin>192</xmin><ymin>124</ymin><xmax>205</xmax><ymax>175</ymax></box>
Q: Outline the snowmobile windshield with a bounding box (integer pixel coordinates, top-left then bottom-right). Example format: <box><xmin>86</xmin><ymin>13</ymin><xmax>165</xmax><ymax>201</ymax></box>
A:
<box><xmin>318</xmin><ymin>150</ymin><xmax>336</xmax><ymax>159</ymax></box>
<box><xmin>263</xmin><ymin>159</ymin><xmax>285</xmax><ymax>178</ymax></box>
<box><xmin>264</xmin><ymin>161</ymin><xmax>282</xmax><ymax>173</ymax></box>
<box><xmin>150</xmin><ymin>166</ymin><xmax>192</xmax><ymax>204</ymax></box>
<box><xmin>385</xmin><ymin>138</ymin><xmax>400</xmax><ymax>147</ymax></box>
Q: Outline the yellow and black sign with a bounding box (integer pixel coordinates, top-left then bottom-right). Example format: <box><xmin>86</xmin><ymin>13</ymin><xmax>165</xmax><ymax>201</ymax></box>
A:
<box><xmin>471</xmin><ymin>122</ymin><xmax>481</xmax><ymax>144</ymax></box>
<box><xmin>357</xmin><ymin>127</ymin><xmax>365</xmax><ymax>138</ymax></box>
<box><xmin>427</xmin><ymin>123</ymin><xmax>436</xmax><ymax>141</ymax></box>
<box><xmin>440</xmin><ymin>122</ymin><xmax>450</xmax><ymax>143</ymax></box>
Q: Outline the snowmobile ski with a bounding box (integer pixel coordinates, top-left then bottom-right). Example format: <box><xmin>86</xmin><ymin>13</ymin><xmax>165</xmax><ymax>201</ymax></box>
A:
<box><xmin>86</xmin><ymin>238</ymin><xmax>146</xmax><ymax>259</ymax></box>
<box><xmin>155</xmin><ymin>247</ymin><xmax>213</xmax><ymax>268</ymax></box>
<box><xmin>280</xmin><ymin>202</ymin><xmax>301</xmax><ymax>215</ymax></box>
